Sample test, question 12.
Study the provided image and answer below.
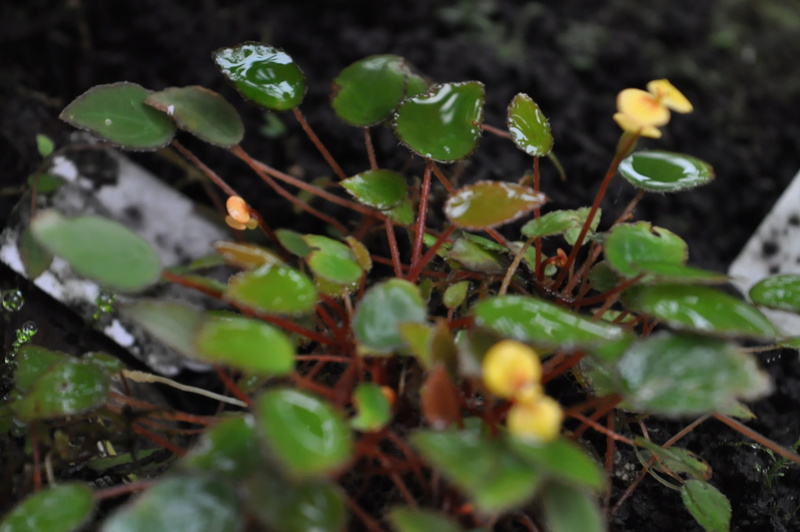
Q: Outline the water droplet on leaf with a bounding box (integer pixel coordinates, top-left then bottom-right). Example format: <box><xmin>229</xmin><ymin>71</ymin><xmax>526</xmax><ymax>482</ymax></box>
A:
<box><xmin>2</xmin><ymin>289</ymin><xmax>24</xmax><ymax>312</ymax></box>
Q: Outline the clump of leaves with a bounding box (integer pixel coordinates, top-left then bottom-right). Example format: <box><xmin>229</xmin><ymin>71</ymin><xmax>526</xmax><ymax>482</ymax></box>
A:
<box><xmin>3</xmin><ymin>42</ymin><xmax>799</xmax><ymax>532</ymax></box>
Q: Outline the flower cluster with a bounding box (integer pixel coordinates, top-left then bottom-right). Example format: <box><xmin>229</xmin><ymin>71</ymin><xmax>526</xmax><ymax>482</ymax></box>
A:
<box><xmin>613</xmin><ymin>79</ymin><xmax>693</xmax><ymax>138</ymax></box>
<box><xmin>482</xmin><ymin>340</ymin><xmax>563</xmax><ymax>442</ymax></box>
<box><xmin>225</xmin><ymin>195</ymin><xmax>258</xmax><ymax>230</ymax></box>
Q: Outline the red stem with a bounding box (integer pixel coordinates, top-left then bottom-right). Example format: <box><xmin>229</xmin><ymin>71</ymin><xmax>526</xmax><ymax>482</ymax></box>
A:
<box><xmin>364</xmin><ymin>128</ymin><xmax>378</xmax><ymax>170</ymax></box>
<box><xmin>407</xmin><ymin>225</ymin><xmax>456</xmax><ymax>284</ymax></box>
<box><xmin>293</xmin><ymin>108</ymin><xmax>347</xmax><ymax>180</ymax></box>
<box><xmin>410</xmin><ymin>160</ymin><xmax>433</xmax><ymax>274</ymax></box>
<box><xmin>214</xmin><ymin>365</ymin><xmax>253</xmax><ymax>407</ymax></box>
<box><xmin>385</xmin><ymin>218</ymin><xmax>404</xmax><ymax>278</ymax></box>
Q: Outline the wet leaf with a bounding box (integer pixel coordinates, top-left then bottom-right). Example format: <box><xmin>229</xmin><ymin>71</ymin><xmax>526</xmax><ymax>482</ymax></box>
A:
<box><xmin>443</xmin><ymin>281</ymin><xmax>470</xmax><ymax>309</ymax></box>
<box><xmin>520</xmin><ymin>207</ymin><xmax>599</xmax><ymax>246</ymax></box>
<box><xmin>213</xmin><ymin>241</ymin><xmax>285</xmax><ymax>270</ymax></box>
<box><xmin>226</xmin><ymin>265</ymin><xmax>318</xmax><ymax>315</ymax></box>
<box><xmin>507</xmin><ymin>93</ymin><xmax>553</xmax><ymax>157</ymax></box>
<box><xmin>541</xmin><ymin>482</ymin><xmax>604</xmax><ymax>532</ymax></box>
<box><xmin>245</xmin><ymin>474</ymin><xmax>346</xmax><ymax>532</ymax></box>
<box><xmin>393</xmin><ymin>82</ymin><xmax>485</xmax><ymax>162</ymax></box>
<box><xmin>14</xmin><ymin>345</ymin><xmax>67</xmax><ymax>393</ymax></box>
<box><xmin>508</xmin><ymin>437</ymin><xmax>605</xmax><ymax>491</ymax></box>
<box><xmin>194</xmin><ymin>315</ymin><xmax>295</xmax><ymax>375</ymax></box>
<box><xmin>14</xmin><ymin>360</ymin><xmax>109</xmax><ymax>421</ymax></box>
<box><xmin>19</xmin><ymin>226</ymin><xmax>53</xmax><ymax>279</ymax></box>
<box><xmin>353</xmin><ymin>279</ymin><xmax>428</xmax><ymax>355</ymax></box>
<box><xmin>256</xmin><ymin>388</ymin><xmax>352</xmax><ymax>477</ymax></box>
<box><xmin>388</xmin><ymin>508</ymin><xmax>464</xmax><ymax>532</ymax></box>
<box><xmin>604</xmin><ymin>222</ymin><xmax>687</xmax><ymax>278</ymax></box>
<box><xmin>617</xmin><ymin>333</ymin><xmax>770</xmax><ymax>415</ymax></box>
<box><xmin>619</xmin><ymin>150</ymin><xmax>714</xmax><ymax>192</ymax></box>
<box><xmin>351</xmin><ymin>382</ymin><xmax>392</xmax><ymax>432</ymax></box>
<box><xmin>420</xmin><ymin>364</ymin><xmax>462</xmax><ymax>429</ymax></box>
<box><xmin>145</xmin><ymin>86</ymin><xmax>244</xmax><ymax>147</ymax></box>
<box><xmin>101</xmin><ymin>474</ymin><xmax>241</xmax><ymax>532</ymax></box>
<box><xmin>749</xmin><ymin>274</ymin><xmax>800</xmax><ymax>312</ymax></box>
<box><xmin>341</xmin><ymin>169</ymin><xmax>407</xmax><ymax>210</ymax></box>
<box><xmin>122</xmin><ymin>300</ymin><xmax>204</xmax><ymax>358</ymax></box>
<box><xmin>213</xmin><ymin>42</ymin><xmax>306</xmax><ymax>111</ymax></box>
<box><xmin>332</xmin><ymin>55</ymin><xmax>422</xmax><ymax>126</ymax></box>
<box><xmin>629</xmin><ymin>285</ymin><xmax>778</xmax><ymax>339</ymax></box>
<box><xmin>181</xmin><ymin>415</ymin><xmax>261</xmax><ymax>479</ymax></box>
<box><xmin>473</xmin><ymin>295</ymin><xmax>627</xmax><ymax>349</ymax></box>
<box><xmin>680</xmin><ymin>480</ymin><xmax>731</xmax><ymax>532</ymax></box>
<box><xmin>60</xmin><ymin>82</ymin><xmax>176</xmax><ymax>150</ymax></box>
<box><xmin>445</xmin><ymin>181</ymin><xmax>546</xmax><ymax>230</ymax></box>
<box><xmin>83</xmin><ymin>352</ymin><xmax>124</xmax><ymax>374</ymax></box>
<box><xmin>31</xmin><ymin>210</ymin><xmax>161</xmax><ymax>292</ymax></box>
<box><xmin>0</xmin><ymin>483</ymin><xmax>94</xmax><ymax>532</ymax></box>
<box><xmin>303</xmin><ymin>235</ymin><xmax>363</xmax><ymax>284</ymax></box>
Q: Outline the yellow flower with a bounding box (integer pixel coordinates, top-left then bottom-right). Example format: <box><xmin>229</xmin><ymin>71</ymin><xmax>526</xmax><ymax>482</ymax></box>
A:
<box><xmin>482</xmin><ymin>340</ymin><xmax>542</xmax><ymax>399</ymax></box>
<box><xmin>225</xmin><ymin>195</ymin><xmax>258</xmax><ymax>230</ymax></box>
<box><xmin>507</xmin><ymin>395</ymin><xmax>564</xmax><ymax>443</ymax></box>
<box><xmin>613</xmin><ymin>79</ymin><xmax>692</xmax><ymax>138</ymax></box>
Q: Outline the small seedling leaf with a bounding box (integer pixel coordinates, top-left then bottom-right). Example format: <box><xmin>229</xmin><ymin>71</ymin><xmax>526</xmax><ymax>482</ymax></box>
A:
<box><xmin>388</xmin><ymin>507</ymin><xmax>464</xmax><ymax>532</ymax></box>
<box><xmin>181</xmin><ymin>416</ymin><xmax>261</xmax><ymax>479</ymax></box>
<box><xmin>0</xmin><ymin>483</ymin><xmax>94</xmax><ymax>532</ymax></box>
<box><xmin>448</xmin><ymin>237</ymin><xmax>506</xmax><ymax>274</ymax></box>
<box><xmin>680</xmin><ymin>480</ymin><xmax>731</xmax><ymax>532</ymax></box>
<box><xmin>445</xmin><ymin>181</ymin><xmax>546</xmax><ymax>229</ymax></box>
<box><xmin>521</xmin><ymin>207</ymin><xmax>599</xmax><ymax>246</ymax></box>
<box><xmin>507</xmin><ymin>93</ymin><xmax>553</xmax><ymax>157</ymax></box>
<box><xmin>443</xmin><ymin>281</ymin><xmax>470</xmax><ymax>309</ymax></box>
<box><xmin>60</xmin><ymin>82</ymin><xmax>176</xmax><ymax>150</ymax></box>
<box><xmin>541</xmin><ymin>482</ymin><xmax>604</xmax><ymax>532</ymax></box>
<box><xmin>341</xmin><ymin>169</ymin><xmax>407</xmax><ymax>210</ymax></box>
<box><xmin>393</xmin><ymin>82</ymin><xmax>485</xmax><ymax>162</ymax></box>
<box><xmin>303</xmin><ymin>235</ymin><xmax>364</xmax><ymax>284</ymax></box>
<box><xmin>213</xmin><ymin>42</ymin><xmax>306</xmax><ymax>111</ymax></box>
<box><xmin>635</xmin><ymin>437</ymin><xmax>711</xmax><ymax>480</ymax></box>
<box><xmin>353</xmin><ymin>279</ymin><xmax>428</xmax><ymax>355</ymax></box>
<box><xmin>619</xmin><ymin>150</ymin><xmax>714</xmax><ymax>192</ymax></box>
<box><xmin>351</xmin><ymin>382</ymin><xmax>392</xmax><ymax>432</ymax></box>
<box><xmin>31</xmin><ymin>210</ymin><xmax>161</xmax><ymax>292</ymax></box>
<box><xmin>749</xmin><ymin>274</ymin><xmax>800</xmax><ymax>312</ymax></box>
<box><xmin>226</xmin><ymin>265</ymin><xmax>318</xmax><ymax>315</ymax></box>
<box><xmin>35</xmin><ymin>134</ymin><xmax>55</xmax><ymax>157</ymax></box>
<box><xmin>145</xmin><ymin>86</ymin><xmax>244</xmax><ymax>147</ymax></box>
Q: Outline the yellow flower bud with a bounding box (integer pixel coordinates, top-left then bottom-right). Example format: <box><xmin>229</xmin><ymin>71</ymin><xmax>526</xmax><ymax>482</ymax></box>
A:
<box><xmin>226</xmin><ymin>195</ymin><xmax>251</xmax><ymax>224</ymax></box>
<box><xmin>482</xmin><ymin>340</ymin><xmax>542</xmax><ymax>399</ymax></box>
<box><xmin>647</xmin><ymin>79</ymin><xmax>693</xmax><ymax>113</ymax></box>
<box><xmin>617</xmin><ymin>88</ymin><xmax>671</xmax><ymax>128</ymax></box>
<box><xmin>507</xmin><ymin>395</ymin><xmax>563</xmax><ymax>443</ymax></box>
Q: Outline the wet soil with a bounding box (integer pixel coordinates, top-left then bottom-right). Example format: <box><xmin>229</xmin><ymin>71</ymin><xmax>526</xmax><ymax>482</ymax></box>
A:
<box><xmin>2</xmin><ymin>1</ymin><xmax>800</xmax><ymax>530</ymax></box>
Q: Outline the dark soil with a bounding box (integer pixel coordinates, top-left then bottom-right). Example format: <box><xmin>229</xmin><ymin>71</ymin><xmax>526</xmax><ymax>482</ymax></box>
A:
<box><xmin>2</xmin><ymin>1</ymin><xmax>800</xmax><ymax>530</ymax></box>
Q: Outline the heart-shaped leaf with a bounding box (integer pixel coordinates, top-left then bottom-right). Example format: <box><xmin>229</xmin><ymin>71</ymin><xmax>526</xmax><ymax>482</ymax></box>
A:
<box><xmin>341</xmin><ymin>169</ymin><xmax>407</xmax><ymax>210</ymax></box>
<box><xmin>520</xmin><ymin>207</ymin><xmax>600</xmax><ymax>246</ymax></box>
<box><xmin>353</xmin><ymin>279</ymin><xmax>428</xmax><ymax>355</ymax></box>
<box><xmin>393</xmin><ymin>82</ymin><xmax>485</xmax><ymax>162</ymax></box>
<box><xmin>0</xmin><ymin>484</ymin><xmax>94</xmax><ymax>532</ymax></box>
<box><xmin>604</xmin><ymin>222</ymin><xmax>688</xmax><ymax>278</ymax></box>
<box><xmin>680</xmin><ymin>480</ymin><xmax>731</xmax><ymax>532</ymax></box>
<box><xmin>445</xmin><ymin>181</ymin><xmax>546</xmax><ymax>229</ymax></box>
<box><xmin>749</xmin><ymin>274</ymin><xmax>800</xmax><ymax>312</ymax></box>
<box><xmin>31</xmin><ymin>210</ymin><xmax>161</xmax><ymax>292</ymax></box>
<box><xmin>60</xmin><ymin>82</ymin><xmax>176</xmax><ymax>150</ymax></box>
<box><xmin>619</xmin><ymin>151</ymin><xmax>714</xmax><ymax>192</ymax></box>
<box><xmin>13</xmin><ymin>360</ymin><xmax>109</xmax><ymax>421</ymax></box>
<box><xmin>507</xmin><ymin>93</ymin><xmax>553</xmax><ymax>157</ymax></box>
<box><xmin>145</xmin><ymin>86</ymin><xmax>243</xmax><ymax>147</ymax></box>
<box><xmin>226</xmin><ymin>265</ymin><xmax>318</xmax><ymax>315</ymax></box>
<box><xmin>213</xmin><ymin>42</ymin><xmax>306</xmax><ymax>111</ymax></box>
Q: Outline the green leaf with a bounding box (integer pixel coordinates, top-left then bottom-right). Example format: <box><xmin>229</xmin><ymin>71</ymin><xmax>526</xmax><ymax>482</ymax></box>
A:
<box><xmin>226</xmin><ymin>265</ymin><xmax>318</xmax><ymax>315</ymax></box>
<box><xmin>28</xmin><ymin>173</ymin><xmax>65</xmax><ymax>194</ymax></box>
<box><xmin>635</xmin><ymin>437</ymin><xmax>711</xmax><ymax>480</ymax></box>
<box><xmin>145</xmin><ymin>86</ymin><xmax>244</xmax><ymax>147</ymax></box>
<box><xmin>82</xmin><ymin>351</ymin><xmax>125</xmax><ymax>374</ymax></box>
<box><xmin>14</xmin><ymin>345</ymin><xmax>67</xmax><ymax>393</ymax></box>
<box><xmin>256</xmin><ymin>388</ymin><xmax>352</xmax><ymax>477</ymax></box>
<box><xmin>508</xmin><ymin>437</ymin><xmax>605</xmax><ymax>491</ymax></box>
<box><xmin>448</xmin><ymin>236</ymin><xmax>506</xmax><ymax>274</ymax></box>
<box><xmin>194</xmin><ymin>315</ymin><xmax>295</xmax><ymax>375</ymax></box>
<box><xmin>303</xmin><ymin>235</ymin><xmax>364</xmax><ymax>284</ymax></box>
<box><xmin>122</xmin><ymin>300</ymin><xmax>204</xmax><ymax>359</ymax></box>
<box><xmin>617</xmin><ymin>333</ymin><xmax>770</xmax><ymax>415</ymax></box>
<box><xmin>680</xmin><ymin>480</ymin><xmax>731</xmax><ymax>532</ymax></box>
<box><xmin>387</xmin><ymin>197</ymin><xmax>414</xmax><ymax>225</ymax></box>
<box><xmin>629</xmin><ymin>284</ymin><xmax>778</xmax><ymax>339</ymax></box>
<box><xmin>473</xmin><ymin>295</ymin><xmax>627</xmax><ymax>349</ymax></box>
<box><xmin>626</xmin><ymin>262</ymin><xmax>729</xmax><ymax>285</ymax></box>
<box><xmin>181</xmin><ymin>415</ymin><xmax>261</xmax><ymax>479</ymax></box>
<box><xmin>507</xmin><ymin>93</ymin><xmax>553</xmax><ymax>157</ymax></box>
<box><xmin>388</xmin><ymin>508</ymin><xmax>464</xmax><ymax>532</ymax></box>
<box><xmin>13</xmin><ymin>360</ymin><xmax>109</xmax><ymax>421</ymax></box>
<box><xmin>341</xmin><ymin>169</ymin><xmax>407</xmax><ymax>210</ymax></box>
<box><xmin>35</xmin><ymin>134</ymin><xmax>55</xmax><ymax>157</ymax></box>
<box><xmin>332</xmin><ymin>55</ymin><xmax>421</xmax><ymax>127</ymax></box>
<box><xmin>0</xmin><ymin>483</ymin><xmax>94</xmax><ymax>532</ymax></box>
<box><xmin>60</xmin><ymin>82</ymin><xmax>176</xmax><ymax>150</ymax></box>
<box><xmin>393</xmin><ymin>82</ymin><xmax>485</xmax><ymax>162</ymax></box>
<box><xmin>749</xmin><ymin>274</ymin><xmax>800</xmax><ymax>312</ymax></box>
<box><xmin>353</xmin><ymin>279</ymin><xmax>428</xmax><ymax>355</ymax></box>
<box><xmin>520</xmin><ymin>207</ymin><xmax>600</xmax><ymax>246</ymax></box>
<box><xmin>445</xmin><ymin>181</ymin><xmax>546</xmax><ymax>229</ymax></box>
<box><xmin>619</xmin><ymin>150</ymin><xmax>714</xmax><ymax>192</ymax></box>
<box><xmin>245</xmin><ymin>474</ymin><xmax>346</xmax><ymax>532</ymax></box>
<box><xmin>350</xmin><ymin>382</ymin><xmax>392</xmax><ymax>432</ymax></box>
<box><xmin>213</xmin><ymin>43</ymin><xmax>306</xmax><ymax>111</ymax></box>
<box><xmin>101</xmin><ymin>474</ymin><xmax>241</xmax><ymax>532</ymax></box>
<box><xmin>443</xmin><ymin>281</ymin><xmax>470</xmax><ymax>309</ymax></box>
<box><xmin>213</xmin><ymin>241</ymin><xmax>285</xmax><ymax>270</ymax></box>
<box><xmin>31</xmin><ymin>210</ymin><xmax>161</xmax><ymax>292</ymax></box>
<box><xmin>276</xmin><ymin>229</ymin><xmax>313</xmax><ymax>257</ymax></box>
<box><xmin>541</xmin><ymin>482</ymin><xmax>604</xmax><ymax>532</ymax></box>
<box><xmin>604</xmin><ymin>222</ymin><xmax>688</xmax><ymax>278</ymax></box>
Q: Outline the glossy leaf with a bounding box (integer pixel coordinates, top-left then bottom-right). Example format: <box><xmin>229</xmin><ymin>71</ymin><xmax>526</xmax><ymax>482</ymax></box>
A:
<box><xmin>0</xmin><ymin>483</ymin><xmax>94</xmax><ymax>532</ymax></box>
<box><xmin>213</xmin><ymin>43</ymin><xmax>306</xmax><ymax>111</ymax></box>
<box><xmin>473</xmin><ymin>295</ymin><xmax>627</xmax><ymax>349</ymax></box>
<box><xmin>256</xmin><ymin>388</ymin><xmax>352</xmax><ymax>477</ymax></box>
<box><xmin>445</xmin><ymin>181</ymin><xmax>546</xmax><ymax>229</ymax></box>
<box><xmin>245</xmin><ymin>475</ymin><xmax>346</xmax><ymax>532</ymax></box>
<box><xmin>629</xmin><ymin>261</ymin><xmax>729</xmax><ymax>285</ymax></box>
<box><xmin>681</xmin><ymin>480</ymin><xmax>731</xmax><ymax>532</ymax></box>
<box><xmin>122</xmin><ymin>300</ymin><xmax>204</xmax><ymax>358</ymax></box>
<box><xmin>617</xmin><ymin>333</ymin><xmax>770</xmax><ymax>415</ymax></box>
<box><xmin>393</xmin><ymin>82</ymin><xmax>485</xmax><ymax>162</ymax></box>
<box><xmin>332</xmin><ymin>55</ymin><xmax>420</xmax><ymax>126</ymax></box>
<box><xmin>181</xmin><ymin>415</ymin><xmax>261</xmax><ymax>479</ymax></box>
<box><xmin>145</xmin><ymin>86</ymin><xmax>244</xmax><ymax>147</ymax></box>
<box><xmin>303</xmin><ymin>235</ymin><xmax>363</xmax><ymax>284</ymax></box>
<box><xmin>619</xmin><ymin>150</ymin><xmax>714</xmax><ymax>192</ymax></box>
<box><xmin>213</xmin><ymin>241</ymin><xmax>285</xmax><ymax>270</ymax></box>
<box><xmin>19</xmin><ymin>226</ymin><xmax>53</xmax><ymax>279</ymax></box>
<box><xmin>604</xmin><ymin>222</ymin><xmax>687</xmax><ymax>278</ymax></box>
<box><xmin>341</xmin><ymin>169</ymin><xmax>407</xmax><ymax>210</ymax></box>
<box><xmin>508</xmin><ymin>437</ymin><xmax>605</xmax><ymax>491</ymax></box>
<box><xmin>521</xmin><ymin>207</ymin><xmax>599</xmax><ymax>246</ymax></box>
<box><xmin>448</xmin><ymin>236</ymin><xmax>506</xmax><ymax>274</ymax></box>
<box><xmin>82</xmin><ymin>351</ymin><xmax>124</xmax><ymax>374</ymax></box>
<box><xmin>388</xmin><ymin>508</ymin><xmax>464</xmax><ymax>532</ymax></box>
<box><xmin>60</xmin><ymin>82</ymin><xmax>176</xmax><ymax>149</ymax></box>
<box><xmin>31</xmin><ymin>211</ymin><xmax>161</xmax><ymax>292</ymax></box>
<box><xmin>541</xmin><ymin>482</ymin><xmax>604</xmax><ymax>532</ymax></box>
<box><xmin>226</xmin><ymin>265</ymin><xmax>318</xmax><ymax>315</ymax></box>
<box><xmin>14</xmin><ymin>345</ymin><xmax>67</xmax><ymax>392</ymax></box>
<box><xmin>353</xmin><ymin>279</ymin><xmax>428</xmax><ymax>355</ymax></box>
<box><xmin>629</xmin><ymin>285</ymin><xmax>778</xmax><ymax>339</ymax></box>
<box><xmin>194</xmin><ymin>315</ymin><xmax>295</xmax><ymax>375</ymax></box>
<box><xmin>443</xmin><ymin>281</ymin><xmax>470</xmax><ymax>309</ymax></box>
<box><xmin>14</xmin><ymin>360</ymin><xmax>109</xmax><ymax>421</ymax></box>
<box><xmin>351</xmin><ymin>382</ymin><xmax>392</xmax><ymax>432</ymax></box>
<box><xmin>749</xmin><ymin>274</ymin><xmax>800</xmax><ymax>312</ymax></box>
<box><xmin>101</xmin><ymin>474</ymin><xmax>241</xmax><ymax>532</ymax></box>
<box><xmin>507</xmin><ymin>93</ymin><xmax>553</xmax><ymax>157</ymax></box>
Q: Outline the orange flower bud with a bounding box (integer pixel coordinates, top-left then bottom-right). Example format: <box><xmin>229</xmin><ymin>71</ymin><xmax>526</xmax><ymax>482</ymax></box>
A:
<box><xmin>226</xmin><ymin>195</ymin><xmax>251</xmax><ymax>224</ymax></box>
